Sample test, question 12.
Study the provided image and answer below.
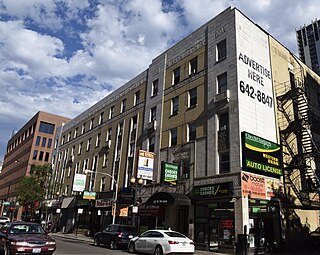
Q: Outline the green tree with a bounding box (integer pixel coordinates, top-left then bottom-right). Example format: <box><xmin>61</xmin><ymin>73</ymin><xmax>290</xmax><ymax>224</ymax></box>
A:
<box><xmin>16</xmin><ymin>164</ymin><xmax>52</xmax><ymax>219</ymax></box>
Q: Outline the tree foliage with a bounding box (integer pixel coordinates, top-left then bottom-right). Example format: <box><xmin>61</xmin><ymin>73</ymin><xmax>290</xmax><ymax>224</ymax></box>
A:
<box><xmin>16</xmin><ymin>164</ymin><xmax>52</xmax><ymax>213</ymax></box>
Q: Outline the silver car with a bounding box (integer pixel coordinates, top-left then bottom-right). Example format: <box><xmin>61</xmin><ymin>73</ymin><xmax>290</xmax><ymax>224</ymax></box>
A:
<box><xmin>0</xmin><ymin>217</ymin><xmax>10</xmax><ymax>225</ymax></box>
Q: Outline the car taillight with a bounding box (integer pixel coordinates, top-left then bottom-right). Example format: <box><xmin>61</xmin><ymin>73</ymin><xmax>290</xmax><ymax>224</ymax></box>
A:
<box><xmin>168</xmin><ymin>240</ymin><xmax>179</xmax><ymax>244</ymax></box>
<box><xmin>118</xmin><ymin>232</ymin><xmax>122</xmax><ymax>238</ymax></box>
<box><xmin>190</xmin><ymin>242</ymin><xmax>194</xmax><ymax>245</ymax></box>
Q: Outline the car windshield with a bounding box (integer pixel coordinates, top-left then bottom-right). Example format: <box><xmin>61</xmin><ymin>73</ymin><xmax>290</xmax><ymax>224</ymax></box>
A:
<box><xmin>9</xmin><ymin>224</ymin><xmax>45</xmax><ymax>234</ymax></box>
<box><xmin>165</xmin><ymin>232</ymin><xmax>187</xmax><ymax>238</ymax></box>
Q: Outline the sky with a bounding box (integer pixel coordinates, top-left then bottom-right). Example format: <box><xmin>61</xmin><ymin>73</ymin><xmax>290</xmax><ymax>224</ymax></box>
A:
<box><xmin>0</xmin><ymin>0</ymin><xmax>319</xmax><ymax>161</ymax></box>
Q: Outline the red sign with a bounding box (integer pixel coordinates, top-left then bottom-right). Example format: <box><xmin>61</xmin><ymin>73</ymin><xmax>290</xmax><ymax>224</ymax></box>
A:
<box><xmin>241</xmin><ymin>171</ymin><xmax>266</xmax><ymax>199</ymax></box>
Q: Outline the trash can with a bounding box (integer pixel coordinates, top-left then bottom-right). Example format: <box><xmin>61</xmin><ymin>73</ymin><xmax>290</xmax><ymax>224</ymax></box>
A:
<box><xmin>236</xmin><ymin>234</ymin><xmax>248</xmax><ymax>255</ymax></box>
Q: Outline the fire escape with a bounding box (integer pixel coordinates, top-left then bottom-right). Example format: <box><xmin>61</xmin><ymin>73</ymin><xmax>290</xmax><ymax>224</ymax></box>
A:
<box><xmin>276</xmin><ymin>75</ymin><xmax>320</xmax><ymax>209</ymax></box>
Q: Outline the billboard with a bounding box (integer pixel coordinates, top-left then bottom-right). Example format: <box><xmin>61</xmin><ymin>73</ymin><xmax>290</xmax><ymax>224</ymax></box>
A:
<box><xmin>241</xmin><ymin>171</ymin><xmax>283</xmax><ymax>200</ymax></box>
<box><xmin>161</xmin><ymin>162</ymin><xmax>179</xmax><ymax>185</ymax></box>
<box><xmin>236</xmin><ymin>11</ymin><xmax>277</xmax><ymax>143</ymax></box>
<box><xmin>137</xmin><ymin>150</ymin><xmax>154</xmax><ymax>180</ymax></box>
<box><xmin>242</xmin><ymin>132</ymin><xmax>282</xmax><ymax>178</ymax></box>
<box><xmin>83</xmin><ymin>191</ymin><xmax>96</xmax><ymax>200</ymax></box>
<box><xmin>72</xmin><ymin>173</ymin><xmax>87</xmax><ymax>192</ymax></box>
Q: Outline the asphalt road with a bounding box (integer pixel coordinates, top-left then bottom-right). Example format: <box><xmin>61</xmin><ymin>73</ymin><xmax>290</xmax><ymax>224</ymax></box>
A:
<box><xmin>54</xmin><ymin>236</ymin><xmax>128</xmax><ymax>255</ymax></box>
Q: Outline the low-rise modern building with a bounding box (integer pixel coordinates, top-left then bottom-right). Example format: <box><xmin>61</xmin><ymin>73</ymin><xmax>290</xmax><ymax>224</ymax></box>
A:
<box><xmin>52</xmin><ymin>7</ymin><xmax>320</xmax><ymax>253</ymax></box>
<box><xmin>0</xmin><ymin>111</ymin><xmax>70</xmax><ymax>220</ymax></box>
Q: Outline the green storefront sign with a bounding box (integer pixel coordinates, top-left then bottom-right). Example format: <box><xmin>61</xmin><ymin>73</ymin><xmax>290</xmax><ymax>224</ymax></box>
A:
<box><xmin>192</xmin><ymin>182</ymin><xmax>232</xmax><ymax>199</ymax></box>
<box><xmin>161</xmin><ymin>162</ymin><xmax>179</xmax><ymax>185</ymax></box>
<box><xmin>242</xmin><ymin>132</ymin><xmax>283</xmax><ymax>177</ymax></box>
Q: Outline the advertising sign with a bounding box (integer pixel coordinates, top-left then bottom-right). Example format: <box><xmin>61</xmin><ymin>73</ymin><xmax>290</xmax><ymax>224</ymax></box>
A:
<box><xmin>241</xmin><ymin>171</ymin><xmax>283</xmax><ymax>200</ymax></box>
<box><xmin>137</xmin><ymin>150</ymin><xmax>154</xmax><ymax>180</ymax></box>
<box><xmin>95</xmin><ymin>199</ymin><xmax>112</xmax><ymax>208</ymax></box>
<box><xmin>236</xmin><ymin>11</ymin><xmax>277</xmax><ymax>143</ymax></box>
<box><xmin>161</xmin><ymin>162</ymin><xmax>179</xmax><ymax>185</ymax></box>
<box><xmin>241</xmin><ymin>171</ymin><xmax>266</xmax><ymax>199</ymax></box>
<box><xmin>83</xmin><ymin>191</ymin><xmax>96</xmax><ymax>200</ymax></box>
<box><xmin>242</xmin><ymin>132</ymin><xmax>282</xmax><ymax>178</ymax></box>
<box><xmin>72</xmin><ymin>173</ymin><xmax>87</xmax><ymax>192</ymax></box>
<box><xmin>192</xmin><ymin>182</ymin><xmax>232</xmax><ymax>199</ymax></box>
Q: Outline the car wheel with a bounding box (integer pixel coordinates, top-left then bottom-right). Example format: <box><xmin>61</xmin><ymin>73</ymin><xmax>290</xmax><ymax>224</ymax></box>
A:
<box><xmin>154</xmin><ymin>245</ymin><xmax>163</xmax><ymax>255</ymax></box>
<box><xmin>128</xmin><ymin>242</ymin><xmax>136</xmax><ymax>253</ymax></box>
<box><xmin>110</xmin><ymin>240</ymin><xmax>117</xmax><ymax>250</ymax></box>
<box><xmin>94</xmin><ymin>237</ymin><xmax>100</xmax><ymax>247</ymax></box>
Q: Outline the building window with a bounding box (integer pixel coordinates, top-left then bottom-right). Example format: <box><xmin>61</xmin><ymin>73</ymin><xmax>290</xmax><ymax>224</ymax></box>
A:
<box><xmin>39</xmin><ymin>151</ymin><xmax>44</xmax><ymax>161</ymax></box>
<box><xmin>217</xmin><ymin>39</ymin><xmax>227</xmax><ymax>61</ymax></box>
<box><xmin>171</xmin><ymin>96</ymin><xmax>179</xmax><ymax>116</ymax></box>
<box><xmin>32</xmin><ymin>150</ymin><xmax>38</xmax><ymax>160</ymax></box>
<box><xmin>89</xmin><ymin>118</ymin><xmax>94</xmax><ymax>130</ymax></box>
<box><xmin>121</xmin><ymin>98</ymin><xmax>127</xmax><ymax>113</ymax></box>
<box><xmin>36</xmin><ymin>136</ymin><xmax>41</xmax><ymax>146</ymax></box>
<box><xmin>220</xmin><ymin>152</ymin><xmax>230</xmax><ymax>173</ymax></box>
<box><xmin>75</xmin><ymin>162</ymin><xmax>80</xmax><ymax>174</ymax></box>
<box><xmin>67</xmin><ymin>132</ymin><xmax>71</xmax><ymax>142</ymax></box>
<box><xmin>109</xmin><ymin>106</ymin><xmax>114</xmax><ymax>119</ymax></box>
<box><xmin>100</xmin><ymin>177</ymin><xmax>106</xmax><ymax>192</ymax></box>
<box><xmin>151</xmin><ymin>79</ymin><xmax>159</xmax><ymax>97</ymax></box>
<box><xmin>172</xmin><ymin>67</ymin><xmax>180</xmax><ymax>85</ymax></box>
<box><xmin>99</xmin><ymin>112</ymin><xmax>104</xmax><ymax>125</ymax></box>
<box><xmin>134</xmin><ymin>91</ymin><xmax>140</xmax><ymax>106</ymax></box>
<box><xmin>148</xmin><ymin>135</ymin><xmax>155</xmax><ymax>152</ymax></box>
<box><xmin>39</xmin><ymin>121</ymin><xmax>55</xmax><ymax>134</ymax></box>
<box><xmin>106</xmin><ymin>128</ymin><xmax>112</xmax><ymax>143</ymax></box>
<box><xmin>217</xmin><ymin>72</ymin><xmax>227</xmax><ymax>93</ymax></box>
<box><xmin>61</xmin><ymin>135</ymin><xmax>65</xmax><ymax>145</ymax></box>
<box><xmin>170</xmin><ymin>128</ymin><xmax>178</xmax><ymax>147</ymax></box>
<box><xmin>219</xmin><ymin>112</ymin><xmax>229</xmax><ymax>131</ymax></box>
<box><xmin>41</xmin><ymin>137</ymin><xmax>47</xmax><ymax>147</ymax></box>
<box><xmin>87</xmin><ymin>138</ymin><xmax>92</xmax><ymax>151</ymax></box>
<box><xmin>189</xmin><ymin>57</ymin><xmax>198</xmax><ymax>75</ymax></box>
<box><xmin>150</xmin><ymin>106</ymin><xmax>156</xmax><ymax>122</ymax></box>
<box><xmin>78</xmin><ymin>142</ymin><xmax>83</xmax><ymax>155</ymax></box>
<box><xmin>96</xmin><ymin>133</ymin><xmax>101</xmax><ymax>147</ymax></box>
<box><xmin>188</xmin><ymin>123</ymin><xmax>196</xmax><ymax>142</ymax></box>
<box><xmin>74</xmin><ymin>127</ymin><xmax>78</xmax><ymax>138</ymax></box>
<box><xmin>81</xmin><ymin>123</ymin><xmax>86</xmax><ymax>134</ymax></box>
<box><xmin>182</xmin><ymin>159</ymin><xmax>190</xmax><ymax>179</ymax></box>
<box><xmin>103</xmin><ymin>152</ymin><xmax>109</xmax><ymax>167</ymax></box>
<box><xmin>47</xmin><ymin>138</ymin><xmax>52</xmax><ymax>148</ymax></box>
<box><xmin>188</xmin><ymin>88</ymin><xmax>197</xmax><ymax>108</ymax></box>
<box><xmin>44</xmin><ymin>152</ymin><xmax>50</xmax><ymax>162</ymax></box>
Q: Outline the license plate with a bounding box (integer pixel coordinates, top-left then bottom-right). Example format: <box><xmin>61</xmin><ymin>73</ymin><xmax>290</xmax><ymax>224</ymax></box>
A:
<box><xmin>182</xmin><ymin>242</ymin><xmax>187</xmax><ymax>246</ymax></box>
<box><xmin>32</xmin><ymin>248</ymin><xmax>41</xmax><ymax>253</ymax></box>
<box><xmin>129</xmin><ymin>235</ymin><xmax>133</xmax><ymax>238</ymax></box>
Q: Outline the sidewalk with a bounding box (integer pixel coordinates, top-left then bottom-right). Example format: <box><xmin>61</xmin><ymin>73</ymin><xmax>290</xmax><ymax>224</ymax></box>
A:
<box><xmin>49</xmin><ymin>232</ymin><xmax>224</xmax><ymax>255</ymax></box>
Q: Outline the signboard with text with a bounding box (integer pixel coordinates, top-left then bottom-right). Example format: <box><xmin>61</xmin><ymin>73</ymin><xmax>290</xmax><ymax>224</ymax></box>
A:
<box><xmin>242</xmin><ymin>132</ymin><xmax>282</xmax><ymax>178</ymax></box>
<box><xmin>72</xmin><ymin>173</ymin><xmax>86</xmax><ymax>192</ymax></box>
<box><xmin>161</xmin><ymin>162</ymin><xmax>179</xmax><ymax>185</ymax></box>
<box><xmin>137</xmin><ymin>150</ymin><xmax>154</xmax><ymax>180</ymax></box>
<box><xmin>236</xmin><ymin>10</ymin><xmax>277</xmax><ymax>143</ymax></box>
<box><xmin>83</xmin><ymin>191</ymin><xmax>96</xmax><ymax>200</ymax></box>
<box><xmin>192</xmin><ymin>182</ymin><xmax>232</xmax><ymax>199</ymax></box>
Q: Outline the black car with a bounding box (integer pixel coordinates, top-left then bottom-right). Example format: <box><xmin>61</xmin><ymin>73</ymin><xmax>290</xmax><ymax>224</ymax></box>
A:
<box><xmin>94</xmin><ymin>224</ymin><xmax>137</xmax><ymax>249</ymax></box>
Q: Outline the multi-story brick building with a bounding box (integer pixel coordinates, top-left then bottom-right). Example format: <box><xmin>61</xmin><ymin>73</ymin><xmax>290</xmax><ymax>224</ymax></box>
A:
<box><xmin>0</xmin><ymin>111</ymin><xmax>70</xmax><ymax>220</ymax></box>
<box><xmin>52</xmin><ymin>7</ymin><xmax>320</xmax><ymax>253</ymax></box>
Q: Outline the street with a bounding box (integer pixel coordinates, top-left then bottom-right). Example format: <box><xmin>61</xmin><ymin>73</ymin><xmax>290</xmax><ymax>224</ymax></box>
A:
<box><xmin>54</xmin><ymin>237</ymin><xmax>127</xmax><ymax>255</ymax></box>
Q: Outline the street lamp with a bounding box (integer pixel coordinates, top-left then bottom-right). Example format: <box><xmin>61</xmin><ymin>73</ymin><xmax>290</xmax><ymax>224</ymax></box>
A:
<box><xmin>84</xmin><ymin>170</ymin><xmax>118</xmax><ymax>224</ymax></box>
<box><xmin>130</xmin><ymin>176</ymin><xmax>143</xmax><ymax>228</ymax></box>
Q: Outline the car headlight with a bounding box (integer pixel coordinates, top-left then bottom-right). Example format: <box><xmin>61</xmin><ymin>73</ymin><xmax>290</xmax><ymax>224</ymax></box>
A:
<box><xmin>46</xmin><ymin>241</ymin><xmax>56</xmax><ymax>245</ymax></box>
<box><xmin>11</xmin><ymin>241</ymin><xmax>29</xmax><ymax>246</ymax></box>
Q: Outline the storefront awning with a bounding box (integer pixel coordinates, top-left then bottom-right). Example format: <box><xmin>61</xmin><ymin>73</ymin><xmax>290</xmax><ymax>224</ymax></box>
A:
<box><xmin>61</xmin><ymin>197</ymin><xmax>75</xmax><ymax>209</ymax></box>
<box><xmin>146</xmin><ymin>192</ymin><xmax>191</xmax><ymax>206</ymax></box>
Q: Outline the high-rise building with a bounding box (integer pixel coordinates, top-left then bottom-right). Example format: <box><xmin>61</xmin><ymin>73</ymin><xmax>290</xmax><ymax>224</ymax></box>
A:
<box><xmin>296</xmin><ymin>19</ymin><xmax>320</xmax><ymax>75</ymax></box>
<box><xmin>0</xmin><ymin>111</ymin><xmax>70</xmax><ymax>220</ymax></box>
<box><xmin>52</xmin><ymin>7</ymin><xmax>320</xmax><ymax>253</ymax></box>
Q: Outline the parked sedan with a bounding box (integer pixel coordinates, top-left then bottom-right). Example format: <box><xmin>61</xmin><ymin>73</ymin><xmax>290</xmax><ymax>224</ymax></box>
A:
<box><xmin>309</xmin><ymin>227</ymin><xmax>320</xmax><ymax>247</ymax></box>
<box><xmin>94</xmin><ymin>224</ymin><xmax>138</xmax><ymax>249</ymax></box>
<box><xmin>0</xmin><ymin>222</ymin><xmax>56</xmax><ymax>255</ymax></box>
<box><xmin>0</xmin><ymin>217</ymin><xmax>10</xmax><ymax>226</ymax></box>
<box><xmin>128</xmin><ymin>229</ymin><xmax>194</xmax><ymax>255</ymax></box>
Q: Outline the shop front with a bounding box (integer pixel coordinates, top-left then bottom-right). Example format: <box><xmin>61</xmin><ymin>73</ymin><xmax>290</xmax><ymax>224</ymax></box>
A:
<box><xmin>145</xmin><ymin>192</ymin><xmax>191</xmax><ymax>236</ymax></box>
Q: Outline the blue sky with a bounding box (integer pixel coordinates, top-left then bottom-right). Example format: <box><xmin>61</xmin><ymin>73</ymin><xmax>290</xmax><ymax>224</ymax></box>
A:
<box><xmin>0</xmin><ymin>0</ymin><xmax>319</xmax><ymax>161</ymax></box>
